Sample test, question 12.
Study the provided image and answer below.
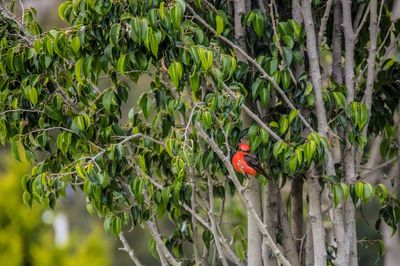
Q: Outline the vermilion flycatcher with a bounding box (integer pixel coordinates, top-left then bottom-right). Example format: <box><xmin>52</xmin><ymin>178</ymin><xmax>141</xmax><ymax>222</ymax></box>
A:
<box><xmin>232</xmin><ymin>142</ymin><xmax>268</xmax><ymax>176</ymax></box>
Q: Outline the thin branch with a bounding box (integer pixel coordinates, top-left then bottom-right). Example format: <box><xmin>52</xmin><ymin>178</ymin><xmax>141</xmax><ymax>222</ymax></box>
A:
<box><xmin>186</xmin><ymin>4</ymin><xmax>314</xmax><ymax>133</ymax></box>
<box><xmin>361</xmin><ymin>157</ymin><xmax>397</xmax><ymax>176</ymax></box>
<box><xmin>119</xmin><ymin>232</ymin><xmax>144</xmax><ymax>266</ymax></box>
<box><xmin>362</xmin><ymin>0</ymin><xmax>378</xmax><ymax>124</ymax></box>
<box><xmin>317</xmin><ymin>0</ymin><xmax>333</xmax><ymax>49</ymax></box>
<box><xmin>269</xmin><ymin>0</ymin><xmax>298</xmax><ymax>85</ymax></box>
<box><xmin>145</xmin><ymin>220</ymin><xmax>181</xmax><ymax>266</ymax></box>
<box><xmin>0</xmin><ymin>109</ymin><xmax>44</xmax><ymax>116</ymax></box>
<box><xmin>354</xmin><ymin>2</ymin><xmax>371</xmax><ymax>41</ymax></box>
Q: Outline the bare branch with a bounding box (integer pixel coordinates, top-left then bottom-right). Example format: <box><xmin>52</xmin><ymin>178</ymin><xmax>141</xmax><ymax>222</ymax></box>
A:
<box><xmin>145</xmin><ymin>220</ymin><xmax>181</xmax><ymax>266</ymax></box>
<box><xmin>269</xmin><ymin>0</ymin><xmax>298</xmax><ymax>85</ymax></box>
<box><xmin>119</xmin><ymin>232</ymin><xmax>144</xmax><ymax>266</ymax></box>
<box><xmin>362</xmin><ymin>157</ymin><xmax>397</xmax><ymax>176</ymax></box>
<box><xmin>354</xmin><ymin>3</ymin><xmax>371</xmax><ymax>41</ymax></box>
<box><xmin>317</xmin><ymin>0</ymin><xmax>333</xmax><ymax>49</ymax></box>
<box><xmin>0</xmin><ymin>109</ymin><xmax>44</xmax><ymax>116</ymax></box>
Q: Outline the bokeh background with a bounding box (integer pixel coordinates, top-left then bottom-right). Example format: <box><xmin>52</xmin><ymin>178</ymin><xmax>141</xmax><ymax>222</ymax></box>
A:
<box><xmin>0</xmin><ymin>1</ymin><xmax>399</xmax><ymax>266</ymax></box>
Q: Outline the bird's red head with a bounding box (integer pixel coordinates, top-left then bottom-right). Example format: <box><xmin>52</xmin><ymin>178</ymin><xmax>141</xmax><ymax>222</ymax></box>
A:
<box><xmin>238</xmin><ymin>142</ymin><xmax>251</xmax><ymax>152</ymax></box>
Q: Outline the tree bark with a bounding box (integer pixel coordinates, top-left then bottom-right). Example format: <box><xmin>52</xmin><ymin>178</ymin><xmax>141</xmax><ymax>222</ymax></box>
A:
<box><xmin>234</xmin><ymin>0</ymin><xmax>248</xmax><ymax>62</ymax></box>
<box><xmin>263</xmin><ymin>181</ymin><xmax>279</xmax><ymax>266</ymax></box>
<box><xmin>306</xmin><ymin>166</ymin><xmax>327</xmax><ymax>265</ymax></box>
<box><xmin>278</xmin><ymin>192</ymin><xmax>301</xmax><ymax>266</ymax></box>
<box><xmin>245</xmin><ymin>177</ymin><xmax>263</xmax><ymax>266</ymax></box>
<box><xmin>332</xmin><ymin>0</ymin><xmax>343</xmax><ymax>84</ymax></box>
<box><xmin>291</xmin><ymin>177</ymin><xmax>304</xmax><ymax>252</ymax></box>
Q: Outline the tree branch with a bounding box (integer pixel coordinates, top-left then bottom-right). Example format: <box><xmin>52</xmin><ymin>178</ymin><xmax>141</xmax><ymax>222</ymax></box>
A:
<box><xmin>301</xmin><ymin>0</ymin><xmax>329</xmax><ymax>136</ymax></box>
<box><xmin>119</xmin><ymin>232</ymin><xmax>144</xmax><ymax>266</ymax></box>
<box><xmin>145</xmin><ymin>220</ymin><xmax>181</xmax><ymax>266</ymax></box>
<box><xmin>317</xmin><ymin>0</ymin><xmax>333</xmax><ymax>49</ymax></box>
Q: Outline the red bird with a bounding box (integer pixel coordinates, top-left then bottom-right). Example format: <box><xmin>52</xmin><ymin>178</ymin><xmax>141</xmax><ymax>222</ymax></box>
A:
<box><xmin>232</xmin><ymin>142</ymin><xmax>267</xmax><ymax>177</ymax></box>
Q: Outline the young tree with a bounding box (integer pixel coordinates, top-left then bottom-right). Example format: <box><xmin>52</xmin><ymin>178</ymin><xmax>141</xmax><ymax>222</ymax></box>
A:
<box><xmin>1</xmin><ymin>0</ymin><xmax>400</xmax><ymax>265</ymax></box>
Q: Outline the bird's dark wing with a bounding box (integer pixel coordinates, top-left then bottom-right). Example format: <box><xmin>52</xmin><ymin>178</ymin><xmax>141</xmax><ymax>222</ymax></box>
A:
<box><xmin>243</xmin><ymin>154</ymin><xmax>268</xmax><ymax>177</ymax></box>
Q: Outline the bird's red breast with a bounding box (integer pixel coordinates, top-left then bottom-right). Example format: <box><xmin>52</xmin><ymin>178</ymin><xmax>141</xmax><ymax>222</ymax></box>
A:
<box><xmin>232</xmin><ymin>150</ymin><xmax>257</xmax><ymax>176</ymax></box>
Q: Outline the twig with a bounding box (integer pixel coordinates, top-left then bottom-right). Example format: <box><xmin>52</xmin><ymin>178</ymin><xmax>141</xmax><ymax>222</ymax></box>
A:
<box><xmin>0</xmin><ymin>109</ymin><xmax>44</xmax><ymax>116</ymax></box>
<box><xmin>145</xmin><ymin>220</ymin><xmax>181</xmax><ymax>266</ymax></box>
<box><xmin>317</xmin><ymin>0</ymin><xmax>334</xmax><ymax>49</ymax></box>
<box><xmin>269</xmin><ymin>0</ymin><xmax>298</xmax><ymax>85</ymax></box>
<box><xmin>119</xmin><ymin>232</ymin><xmax>144</xmax><ymax>266</ymax></box>
<box><xmin>361</xmin><ymin>157</ymin><xmax>397</xmax><ymax>176</ymax></box>
<box><xmin>354</xmin><ymin>2</ymin><xmax>371</xmax><ymax>41</ymax></box>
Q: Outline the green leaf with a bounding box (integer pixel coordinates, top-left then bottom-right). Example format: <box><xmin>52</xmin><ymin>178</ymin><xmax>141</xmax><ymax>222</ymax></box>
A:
<box><xmin>333</xmin><ymin>184</ymin><xmax>343</xmax><ymax>207</ymax></box>
<box><xmin>215</xmin><ymin>15</ymin><xmax>224</xmax><ymax>35</ymax></box>
<box><xmin>197</xmin><ymin>47</ymin><xmax>213</xmax><ymax>71</ymax></box>
<box><xmin>289</xmin><ymin>154</ymin><xmax>297</xmax><ymax>173</ymax></box>
<box><xmin>57</xmin><ymin>131</ymin><xmax>72</xmax><ymax>155</ymax></box>
<box><xmin>139</xmin><ymin>94</ymin><xmax>152</xmax><ymax>119</ymax></box>
<box><xmin>11</xmin><ymin>139</ymin><xmax>22</xmax><ymax>162</ymax></box>
<box><xmin>260</xmin><ymin>129</ymin><xmax>269</xmax><ymax>144</ymax></box>
<box><xmin>202</xmin><ymin>111</ymin><xmax>212</xmax><ymax>129</ymax></box>
<box><xmin>283</xmin><ymin>36</ymin><xmax>294</xmax><ymax>49</ymax></box>
<box><xmin>289</xmin><ymin>109</ymin><xmax>298</xmax><ymax>123</ymax></box>
<box><xmin>110</xmin><ymin>23</ymin><xmax>121</xmax><ymax>46</ymax></box>
<box><xmin>304</xmin><ymin>141</ymin><xmax>316</xmax><ymax>163</ymax></box>
<box><xmin>304</xmin><ymin>81</ymin><xmax>313</xmax><ymax>96</ymax></box>
<box><xmin>252</xmin><ymin>11</ymin><xmax>265</xmax><ymax>37</ymax></box>
<box><xmin>273</xmin><ymin>140</ymin><xmax>285</xmax><ymax>159</ymax></box>
<box><xmin>168</xmin><ymin>61</ymin><xmax>183</xmax><ymax>88</ymax></box>
<box><xmin>130</xmin><ymin>18</ymin><xmax>141</xmax><ymax>42</ymax></box>
<box><xmin>295</xmin><ymin>147</ymin><xmax>303</xmax><ymax>164</ymax></box>
<box><xmin>355</xmin><ymin>181</ymin><xmax>364</xmax><ymax>200</ymax></box>
<box><xmin>279</xmin><ymin>116</ymin><xmax>289</xmax><ymax>135</ymax></box>
<box><xmin>149</xmin><ymin>31</ymin><xmax>160</xmax><ymax>57</ymax></box>
<box><xmin>58</xmin><ymin>2</ymin><xmax>71</xmax><ymax>21</ymax></box>
<box><xmin>71</xmin><ymin>36</ymin><xmax>80</xmax><ymax>54</ymax></box>
<box><xmin>375</xmin><ymin>183</ymin><xmax>388</xmax><ymax>200</ymax></box>
<box><xmin>341</xmin><ymin>183</ymin><xmax>350</xmax><ymax>200</ymax></box>
<box><xmin>170</xmin><ymin>4</ymin><xmax>183</xmax><ymax>29</ymax></box>
<box><xmin>75</xmin><ymin>58</ymin><xmax>84</xmax><ymax>84</ymax></box>
<box><xmin>112</xmin><ymin>216</ymin><xmax>122</xmax><ymax>237</ymax></box>
<box><xmin>27</xmin><ymin>86</ymin><xmax>38</xmax><ymax>105</ymax></box>
<box><xmin>117</xmin><ymin>54</ymin><xmax>127</xmax><ymax>74</ymax></box>
<box><xmin>73</xmin><ymin>116</ymin><xmax>86</xmax><ymax>131</ymax></box>
<box><xmin>103</xmin><ymin>90</ymin><xmax>116</xmax><ymax>113</ymax></box>
<box><xmin>283</xmin><ymin>47</ymin><xmax>293</xmax><ymax>66</ymax></box>
<box><xmin>363</xmin><ymin>182</ymin><xmax>374</xmax><ymax>201</ymax></box>
<box><xmin>288</xmin><ymin>19</ymin><xmax>302</xmax><ymax>40</ymax></box>
<box><xmin>189</xmin><ymin>71</ymin><xmax>200</xmax><ymax>93</ymax></box>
